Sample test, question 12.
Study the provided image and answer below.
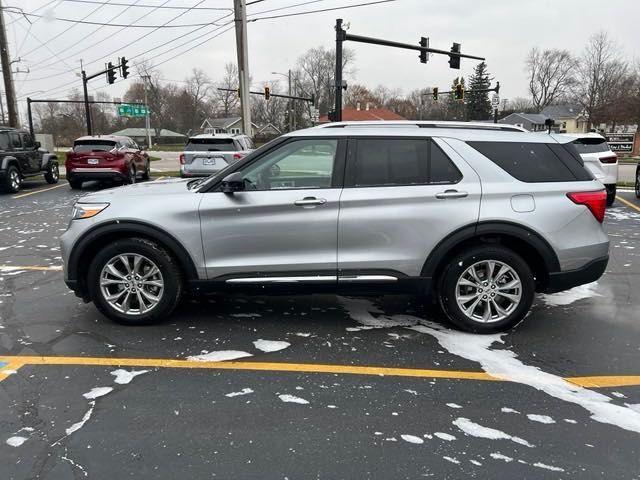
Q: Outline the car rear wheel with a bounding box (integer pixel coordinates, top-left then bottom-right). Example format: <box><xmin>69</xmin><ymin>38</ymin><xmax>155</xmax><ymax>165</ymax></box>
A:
<box><xmin>127</xmin><ymin>164</ymin><xmax>136</xmax><ymax>184</ymax></box>
<box><xmin>2</xmin><ymin>165</ymin><xmax>21</xmax><ymax>193</ymax></box>
<box><xmin>45</xmin><ymin>163</ymin><xmax>59</xmax><ymax>184</ymax></box>
<box><xmin>69</xmin><ymin>179</ymin><xmax>83</xmax><ymax>190</ymax></box>
<box><xmin>438</xmin><ymin>245</ymin><xmax>535</xmax><ymax>333</ymax></box>
<box><xmin>606</xmin><ymin>185</ymin><xmax>616</xmax><ymax>207</ymax></box>
<box><xmin>141</xmin><ymin>160</ymin><xmax>150</xmax><ymax>181</ymax></box>
<box><xmin>636</xmin><ymin>169</ymin><xmax>640</xmax><ymax>199</ymax></box>
<box><xmin>88</xmin><ymin>238</ymin><xmax>183</xmax><ymax>325</ymax></box>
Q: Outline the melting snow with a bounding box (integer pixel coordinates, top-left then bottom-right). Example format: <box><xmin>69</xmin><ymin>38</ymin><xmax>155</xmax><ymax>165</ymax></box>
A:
<box><xmin>533</xmin><ymin>462</ymin><xmax>565</xmax><ymax>472</ymax></box>
<box><xmin>6</xmin><ymin>436</ymin><xmax>27</xmax><ymax>447</ymax></box>
<box><xmin>400</xmin><ymin>434</ymin><xmax>424</xmax><ymax>444</ymax></box>
<box><xmin>453</xmin><ymin>417</ymin><xmax>534</xmax><ymax>447</ymax></box>
<box><xmin>490</xmin><ymin>452</ymin><xmax>513</xmax><ymax>462</ymax></box>
<box><xmin>446</xmin><ymin>403</ymin><xmax>463</xmax><ymax>409</ymax></box>
<box><xmin>278</xmin><ymin>394</ymin><xmax>309</xmax><ymax>404</ymax></box>
<box><xmin>501</xmin><ymin>407</ymin><xmax>520</xmax><ymax>414</ymax></box>
<box><xmin>253</xmin><ymin>339</ymin><xmax>291</xmax><ymax>352</ymax></box>
<box><xmin>110</xmin><ymin>369</ymin><xmax>149</xmax><ymax>385</ymax></box>
<box><xmin>442</xmin><ymin>456</ymin><xmax>460</xmax><ymax>464</ymax></box>
<box><xmin>527</xmin><ymin>414</ymin><xmax>555</xmax><ymax>424</ymax></box>
<box><xmin>66</xmin><ymin>402</ymin><xmax>96</xmax><ymax>436</ymax></box>
<box><xmin>434</xmin><ymin>432</ymin><xmax>456</xmax><ymax>441</ymax></box>
<box><xmin>82</xmin><ymin>387</ymin><xmax>113</xmax><ymax>400</ymax></box>
<box><xmin>226</xmin><ymin>388</ymin><xmax>254</xmax><ymax>397</ymax></box>
<box><xmin>187</xmin><ymin>350</ymin><xmax>253</xmax><ymax>362</ymax></box>
<box><xmin>538</xmin><ymin>282</ymin><xmax>601</xmax><ymax>307</ymax></box>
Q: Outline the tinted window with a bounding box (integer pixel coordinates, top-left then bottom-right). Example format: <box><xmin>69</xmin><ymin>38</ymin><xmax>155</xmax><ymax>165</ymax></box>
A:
<box><xmin>241</xmin><ymin>139</ymin><xmax>337</xmax><ymax>190</ymax></box>
<box><xmin>9</xmin><ymin>132</ymin><xmax>21</xmax><ymax>149</ymax></box>
<box><xmin>572</xmin><ymin>138</ymin><xmax>610</xmax><ymax>154</ymax></box>
<box><xmin>353</xmin><ymin>138</ymin><xmax>428</xmax><ymax>187</ymax></box>
<box><xmin>20</xmin><ymin>133</ymin><xmax>34</xmax><ymax>148</ymax></box>
<box><xmin>430</xmin><ymin>141</ymin><xmax>462</xmax><ymax>184</ymax></box>
<box><xmin>468</xmin><ymin>141</ymin><xmax>584</xmax><ymax>182</ymax></box>
<box><xmin>185</xmin><ymin>138</ymin><xmax>235</xmax><ymax>152</ymax></box>
<box><xmin>73</xmin><ymin>140</ymin><xmax>117</xmax><ymax>152</ymax></box>
<box><xmin>0</xmin><ymin>132</ymin><xmax>9</xmax><ymax>150</ymax></box>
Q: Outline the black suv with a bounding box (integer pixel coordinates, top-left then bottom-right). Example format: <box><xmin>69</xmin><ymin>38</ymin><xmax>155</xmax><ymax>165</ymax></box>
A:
<box><xmin>0</xmin><ymin>128</ymin><xmax>59</xmax><ymax>193</ymax></box>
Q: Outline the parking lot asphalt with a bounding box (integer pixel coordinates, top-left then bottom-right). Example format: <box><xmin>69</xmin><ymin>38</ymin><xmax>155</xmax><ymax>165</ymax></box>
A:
<box><xmin>1</xmin><ymin>179</ymin><xmax>640</xmax><ymax>479</ymax></box>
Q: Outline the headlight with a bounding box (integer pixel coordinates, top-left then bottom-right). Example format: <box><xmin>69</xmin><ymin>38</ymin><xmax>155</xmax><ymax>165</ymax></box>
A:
<box><xmin>72</xmin><ymin>202</ymin><xmax>110</xmax><ymax>220</ymax></box>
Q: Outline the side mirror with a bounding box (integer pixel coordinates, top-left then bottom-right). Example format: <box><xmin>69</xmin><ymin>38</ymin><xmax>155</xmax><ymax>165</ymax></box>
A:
<box><xmin>221</xmin><ymin>172</ymin><xmax>246</xmax><ymax>193</ymax></box>
<box><xmin>34</xmin><ymin>141</ymin><xmax>41</xmax><ymax>149</ymax></box>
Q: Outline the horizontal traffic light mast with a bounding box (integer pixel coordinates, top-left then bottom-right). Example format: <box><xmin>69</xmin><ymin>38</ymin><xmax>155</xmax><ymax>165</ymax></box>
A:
<box><xmin>426</xmin><ymin>81</ymin><xmax>500</xmax><ymax>101</ymax></box>
<box><xmin>217</xmin><ymin>87</ymin><xmax>315</xmax><ymax>106</ymax></box>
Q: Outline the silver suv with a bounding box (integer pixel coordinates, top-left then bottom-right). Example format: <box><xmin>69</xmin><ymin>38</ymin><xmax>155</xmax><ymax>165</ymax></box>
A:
<box><xmin>60</xmin><ymin>121</ymin><xmax>609</xmax><ymax>333</ymax></box>
<box><xmin>180</xmin><ymin>133</ymin><xmax>253</xmax><ymax>177</ymax></box>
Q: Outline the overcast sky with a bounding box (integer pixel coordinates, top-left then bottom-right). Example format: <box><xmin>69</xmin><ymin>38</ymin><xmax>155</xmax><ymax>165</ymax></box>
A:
<box><xmin>7</xmin><ymin>0</ymin><xmax>640</xmax><ymax>114</ymax></box>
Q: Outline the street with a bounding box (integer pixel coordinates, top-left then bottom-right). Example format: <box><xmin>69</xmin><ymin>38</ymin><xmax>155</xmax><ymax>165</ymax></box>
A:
<box><xmin>1</xmin><ymin>179</ymin><xmax>639</xmax><ymax>478</ymax></box>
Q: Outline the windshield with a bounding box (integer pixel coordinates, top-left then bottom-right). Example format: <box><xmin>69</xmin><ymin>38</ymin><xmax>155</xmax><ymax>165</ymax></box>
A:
<box><xmin>572</xmin><ymin>138</ymin><xmax>610</xmax><ymax>154</ymax></box>
<box><xmin>74</xmin><ymin>140</ymin><xmax>117</xmax><ymax>152</ymax></box>
<box><xmin>185</xmin><ymin>138</ymin><xmax>235</xmax><ymax>152</ymax></box>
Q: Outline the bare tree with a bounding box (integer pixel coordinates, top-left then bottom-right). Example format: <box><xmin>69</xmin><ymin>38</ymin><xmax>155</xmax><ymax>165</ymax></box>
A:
<box><xmin>184</xmin><ymin>68</ymin><xmax>212</xmax><ymax>131</ymax></box>
<box><xmin>526</xmin><ymin>48</ymin><xmax>576</xmax><ymax>110</ymax></box>
<box><xmin>575</xmin><ymin>31</ymin><xmax>628</xmax><ymax>128</ymax></box>
<box><xmin>214</xmin><ymin>63</ymin><xmax>239</xmax><ymax>117</ymax></box>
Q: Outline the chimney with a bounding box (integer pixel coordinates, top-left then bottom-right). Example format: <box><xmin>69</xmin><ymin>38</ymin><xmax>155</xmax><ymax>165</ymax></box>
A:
<box><xmin>356</xmin><ymin>102</ymin><xmax>361</xmax><ymax>111</ymax></box>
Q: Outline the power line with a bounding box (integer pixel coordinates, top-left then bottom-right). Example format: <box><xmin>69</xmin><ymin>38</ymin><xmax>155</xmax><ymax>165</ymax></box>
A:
<box><xmin>249</xmin><ymin>0</ymin><xmax>327</xmax><ymax>16</ymax></box>
<box><xmin>60</xmin><ymin>0</ymin><xmax>231</xmax><ymax>10</ymax></box>
<box><xmin>5</xmin><ymin>0</ymin><xmax>61</xmax><ymax>26</ymax></box>
<box><xmin>248</xmin><ymin>0</ymin><xmax>397</xmax><ymax>21</ymax></box>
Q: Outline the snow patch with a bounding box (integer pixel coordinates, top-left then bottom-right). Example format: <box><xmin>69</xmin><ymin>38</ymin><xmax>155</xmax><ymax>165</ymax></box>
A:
<box><xmin>400</xmin><ymin>434</ymin><xmax>424</xmax><ymax>444</ymax></box>
<box><xmin>527</xmin><ymin>414</ymin><xmax>555</xmax><ymax>424</ymax></box>
<box><xmin>253</xmin><ymin>339</ymin><xmax>291</xmax><ymax>352</ymax></box>
<box><xmin>187</xmin><ymin>350</ymin><xmax>253</xmax><ymax>362</ymax></box>
<box><xmin>65</xmin><ymin>401</ymin><xmax>95</xmax><ymax>436</ymax></box>
<box><xmin>110</xmin><ymin>369</ymin><xmax>149</xmax><ymax>385</ymax></box>
<box><xmin>501</xmin><ymin>407</ymin><xmax>520</xmax><ymax>414</ymax></box>
<box><xmin>82</xmin><ymin>387</ymin><xmax>113</xmax><ymax>399</ymax></box>
<box><xmin>490</xmin><ymin>452</ymin><xmax>513</xmax><ymax>462</ymax></box>
<box><xmin>533</xmin><ymin>462</ymin><xmax>565</xmax><ymax>472</ymax></box>
<box><xmin>6</xmin><ymin>436</ymin><xmax>27</xmax><ymax>447</ymax></box>
<box><xmin>434</xmin><ymin>432</ymin><xmax>456</xmax><ymax>441</ymax></box>
<box><xmin>453</xmin><ymin>417</ymin><xmax>534</xmax><ymax>447</ymax></box>
<box><xmin>226</xmin><ymin>388</ymin><xmax>254</xmax><ymax>397</ymax></box>
<box><xmin>446</xmin><ymin>403</ymin><xmax>463</xmax><ymax>409</ymax></box>
<box><xmin>442</xmin><ymin>456</ymin><xmax>460</xmax><ymax>464</ymax></box>
<box><xmin>338</xmin><ymin>297</ymin><xmax>419</xmax><ymax>329</ymax></box>
<box><xmin>538</xmin><ymin>282</ymin><xmax>601</xmax><ymax>306</ymax></box>
<box><xmin>278</xmin><ymin>394</ymin><xmax>309</xmax><ymax>404</ymax></box>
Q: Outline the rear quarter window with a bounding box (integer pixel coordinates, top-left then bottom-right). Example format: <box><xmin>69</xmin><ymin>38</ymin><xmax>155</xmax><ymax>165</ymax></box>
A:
<box><xmin>468</xmin><ymin>141</ymin><xmax>592</xmax><ymax>182</ymax></box>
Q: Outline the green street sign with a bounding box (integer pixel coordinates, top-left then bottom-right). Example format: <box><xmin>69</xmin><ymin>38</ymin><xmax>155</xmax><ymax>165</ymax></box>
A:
<box><xmin>117</xmin><ymin>104</ymin><xmax>149</xmax><ymax>117</ymax></box>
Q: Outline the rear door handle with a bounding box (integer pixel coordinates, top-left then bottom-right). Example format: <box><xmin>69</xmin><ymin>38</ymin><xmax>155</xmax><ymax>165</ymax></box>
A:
<box><xmin>294</xmin><ymin>197</ymin><xmax>327</xmax><ymax>207</ymax></box>
<box><xmin>435</xmin><ymin>189</ymin><xmax>468</xmax><ymax>199</ymax></box>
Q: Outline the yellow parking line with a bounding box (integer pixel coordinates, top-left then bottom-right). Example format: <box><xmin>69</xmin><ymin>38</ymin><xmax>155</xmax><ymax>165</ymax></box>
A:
<box><xmin>0</xmin><ymin>360</ymin><xmax>26</xmax><ymax>382</ymax></box>
<box><xmin>0</xmin><ymin>265</ymin><xmax>62</xmax><ymax>272</ymax></box>
<box><xmin>1</xmin><ymin>355</ymin><xmax>639</xmax><ymax>388</ymax></box>
<box><xmin>12</xmin><ymin>183</ymin><xmax>67</xmax><ymax>199</ymax></box>
<box><xmin>616</xmin><ymin>195</ymin><xmax>640</xmax><ymax>213</ymax></box>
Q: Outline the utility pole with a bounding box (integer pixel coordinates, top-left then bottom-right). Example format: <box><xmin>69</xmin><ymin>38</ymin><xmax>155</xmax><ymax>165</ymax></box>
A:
<box><xmin>0</xmin><ymin>0</ymin><xmax>18</xmax><ymax>127</ymax></box>
<box><xmin>81</xmin><ymin>68</ymin><xmax>93</xmax><ymax>135</ymax></box>
<box><xmin>288</xmin><ymin>69</ymin><xmax>293</xmax><ymax>132</ymax></box>
<box><xmin>141</xmin><ymin>75</ymin><xmax>152</xmax><ymax>147</ymax></box>
<box><xmin>233</xmin><ymin>0</ymin><xmax>252</xmax><ymax>136</ymax></box>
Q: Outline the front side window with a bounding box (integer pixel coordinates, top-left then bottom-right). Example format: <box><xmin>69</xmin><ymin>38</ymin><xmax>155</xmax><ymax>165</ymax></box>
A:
<box><xmin>0</xmin><ymin>132</ymin><xmax>10</xmax><ymax>150</ymax></box>
<box><xmin>20</xmin><ymin>133</ymin><xmax>34</xmax><ymax>148</ymax></box>
<box><xmin>240</xmin><ymin>139</ymin><xmax>337</xmax><ymax>190</ymax></box>
<box><xmin>9</xmin><ymin>132</ymin><xmax>21</xmax><ymax>149</ymax></box>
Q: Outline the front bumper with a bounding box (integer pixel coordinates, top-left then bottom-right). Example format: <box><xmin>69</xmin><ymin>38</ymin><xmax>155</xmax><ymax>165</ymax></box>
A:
<box><xmin>544</xmin><ymin>255</ymin><xmax>609</xmax><ymax>293</ymax></box>
<box><xmin>67</xmin><ymin>167</ymin><xmax>127</xmax><ymax>182</ymax></box>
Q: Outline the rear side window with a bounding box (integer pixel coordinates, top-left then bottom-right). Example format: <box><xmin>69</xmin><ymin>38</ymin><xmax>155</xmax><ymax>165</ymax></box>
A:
<box><xmin>572</xmin><ymin>138</ymin><xmax>609</xmax><ymax>154</ymax></box>
<box><xmin>0</xmin><ymin>132</ymin><xmax>9</xmax><ymax>150</ymax></box>
<box><xmin>468</xmin><ymin>141</ymin><xmax>591</xmax><ymax>182</ymax></box>
<box><xmin>185</xmin><ymin>138</ymin><xmax>235</xmax><ymax>152</ymax></box>
<box><xmin>9</xmin><ymin>132</ymin><xmax>21</xmax><ymax>149</ymax></box>
<box><xmin>73</xmin><ymin>140</ymin><xmax>117</xmax><ymax>152</ymax></box>
<box><xmin>348</xmin><ymin>138</ymin><xmax>461</xmax><ymax>187</ymax></box>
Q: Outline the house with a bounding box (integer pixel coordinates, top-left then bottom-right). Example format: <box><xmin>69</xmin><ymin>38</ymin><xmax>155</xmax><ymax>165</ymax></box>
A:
<box><xmin>110</xmin><ymin>127</ymin><xmax>186</xmax><ymax>146</ymax></box>
<box><xmin>200</xmin><ymin>117</ymin><xmax>258</xmax><ymax>135</ymax></box>
<box><xmin>540</xmin><ymin>104</ymin><xmax>589</xmax><ymax>133</ymax></box>
<box><xmin>319</xmin><ymin>104</ymin><xmax>406</xmax><ymax>123</ymax></box>
<box><xmin>499</xmin><ymin>113</ymin><xmax>548</xmax><ymax>132</ymax></box>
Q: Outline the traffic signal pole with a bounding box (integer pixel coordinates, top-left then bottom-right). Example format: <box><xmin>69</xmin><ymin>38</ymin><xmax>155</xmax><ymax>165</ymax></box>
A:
<box><xmin>333</xmin><ymin>19</ymin><xmax>485</xmax><ymax>122</ymax></box>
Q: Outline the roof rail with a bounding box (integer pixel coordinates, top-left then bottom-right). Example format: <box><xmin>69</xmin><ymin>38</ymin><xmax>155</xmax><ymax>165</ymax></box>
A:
<box><xmin>316</xmin><ymin>121</ymin><xmax>526</xmax><ymax>133</ymax></box>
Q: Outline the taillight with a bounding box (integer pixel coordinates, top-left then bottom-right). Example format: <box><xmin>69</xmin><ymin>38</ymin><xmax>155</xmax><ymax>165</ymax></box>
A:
<box><xmin>599</xmin><ymin>155</ymin><xmax>617</xmax><ymax>164</ymax></box>
<box><xmin>567</xmin><ymin>190</ymin><xmax>607</xmax><ymax>223</ymax></box>
<box><xmin>233</xmin><ymin>153</ymin><xmax>243</xmax><ymax>160</ymax></box>
<box><xmin>179</xmin><ymin>153</ymin><xmax>185</xmax><ymax>165</ymax></box>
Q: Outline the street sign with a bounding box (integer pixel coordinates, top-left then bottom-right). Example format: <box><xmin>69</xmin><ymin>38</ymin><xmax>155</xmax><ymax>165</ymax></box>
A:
<box><xmin>604</xmin><ymin>132</ymin><xmax>635</xmax><ymax>154</ymax></box>
<box><xmin>117</xmin><ymin>104</ymin><xmax>149</xmax><ymax>117</ymax></box>
<box><xmin>491</xmin><ymin>94</ymin><xmax>500</xmax><ymax>108</ymax></box>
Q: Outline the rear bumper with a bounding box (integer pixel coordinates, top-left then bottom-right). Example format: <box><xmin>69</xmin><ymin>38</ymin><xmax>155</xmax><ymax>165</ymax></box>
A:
<box><xmin>543</xmin><ymin>255</ymin><xmax>608</xmax><ymax>293</ymax></box>
<box><xmin>67</xmin><ymin>167</ymin><xmax>127</xmax><ymax>181</ymax></box>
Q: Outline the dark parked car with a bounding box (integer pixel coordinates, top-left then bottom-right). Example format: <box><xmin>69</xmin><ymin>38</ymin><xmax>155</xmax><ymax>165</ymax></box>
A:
<box><xmin>65</xmin><ymin>135</ymin><xmax>150</xmax><ymax>189</ymax></box>
<box><xmin>0</xmin><ymin>127</ymin><xmax>59</xmax><ymax>193</ymax></box>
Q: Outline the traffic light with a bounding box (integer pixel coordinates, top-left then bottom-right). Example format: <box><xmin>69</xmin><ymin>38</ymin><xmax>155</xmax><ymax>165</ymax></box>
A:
<box><xmin>264</xmin><ymin>86</ymin><xmax>270</xmax><ymax>100</ymax></box>
<box><xmin>432</xmin><ymin>87</ymin><xmax>439</xmax><ymax>101</ymax></box>
<box><xmin>120</xmin><ymin>57</ymin><xmax>129</xmax><ymax>79</ymax></box>
<box><xmin>449</xmin><ymin>42</ymin><xmax>461</xmax><ymax>69</ymax></box>
<box><xmin>328</xmin><ymin>110</ymin><xmax>337</xmax><ymax>122</ymax></box>
<box><xmin>419</xmin><ymin>37</ymin><xmax>428</xmax><ymax>64</ymax></box>
<box><xmin>107</xmin><ymin>62</ymin><xmax>116</xmax><ymax>84</ymax></box>
<box><xmin>454</xmin><ymin>83</ymin><xmax>464</xmax><ymax>101</ymax></box>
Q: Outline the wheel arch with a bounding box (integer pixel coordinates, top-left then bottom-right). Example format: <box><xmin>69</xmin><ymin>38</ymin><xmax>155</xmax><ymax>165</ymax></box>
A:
<box><xmin>422</xmin><ymin>221</ymin><xmax>560</xmax><ymax>292</ymax></box>
<box><xmin>1</xmin><ymin>155</ymin><xmax>21</xmax><ymax>173</ymax></box>
<box><xmin>68</xmin><ymin>221</ymin><xmax>199</xmax><ymax>299</ymax></box>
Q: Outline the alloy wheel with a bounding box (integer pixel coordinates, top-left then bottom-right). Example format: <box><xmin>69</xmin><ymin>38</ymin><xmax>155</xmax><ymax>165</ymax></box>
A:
<box><xmin>9</xmin><ymin>169</ymin><xmax>20</xmax><ymax>191</ymax></box>
<box><xmin>455</xmin><ymin>260</ymin><xmax>522</xmax><ymax>323</ymax></box>
<box><xmin>99</xmin><ymin>253</ymin><xmax>164</xmax><ymax>315</ymax></box>
<box><xmin>51</xmin><ymin>165</ymin><xmax>59</xmax><ymax>181</ymax></box>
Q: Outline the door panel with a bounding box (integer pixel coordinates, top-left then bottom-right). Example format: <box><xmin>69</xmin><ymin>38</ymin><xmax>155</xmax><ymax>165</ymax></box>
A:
<box><xmin>337</xmin><ymin>137</ymin><xmax>481</xmax><ymax>278</ymax></box>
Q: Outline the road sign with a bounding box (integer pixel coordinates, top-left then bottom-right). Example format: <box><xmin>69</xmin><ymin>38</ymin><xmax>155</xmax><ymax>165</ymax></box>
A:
<box><xmin>117</xmin><ymin>104</ymin><xmax>149</xmax><ymax>117</ymax></box>
<box><xmin>491</xmin><ymin>94</ymin><xmax>500</xmax><ymax>108</ymax></box>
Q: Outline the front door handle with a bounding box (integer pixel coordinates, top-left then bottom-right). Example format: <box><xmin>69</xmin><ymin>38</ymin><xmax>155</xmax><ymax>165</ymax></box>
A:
<box><xmin>435</xmin><ymin>189</ymin><xmax>468</xmax><ymax>199</ymax></box>
<box><xmin>294</xmin><ymin>197</ymin><xmax>327</xmax><ymax>207</ymax></box>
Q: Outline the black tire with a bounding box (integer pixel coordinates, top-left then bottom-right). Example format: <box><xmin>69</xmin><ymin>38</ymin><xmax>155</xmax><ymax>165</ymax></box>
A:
<box><xmin>636</xmin><ymin>169</ymin><xmax>640</xmax><ymax>199</ymax></box>
<box><xmin>141</xmin><ymin>160</ymin><xmax>150</xmax><ymax>181</ymax></box>
<box><xmin>126</xmin><ymin>164</ymin><xmax>136</xmax><ymax>184</ymax></box>
<box><xmin>44</xmin><ymin>163</ymin><xmax>59</xmax><ymax>184</ymax></box>
<box><xmin>606</xmin><ymin>185</ymin><xmax>616</xmax><ymax>207</ymax></box>
<box><xmin>438</xmin><ymin>245</ymin><xmax>535</xmax><ymax>333</ymax></box>
<box><xmin>1</xmin><ymin>164</ymin><xmax>21</xmax><ymax>193</ymax></box>
<box><xmin>69</xmin><ymin>179</ymin><xmax>83</xmax><ymax>190</ymax></box>
<box><xmin>87</xmin><ymin>237</ymin><xmax>183</xmax><ymax>325</ymax></box>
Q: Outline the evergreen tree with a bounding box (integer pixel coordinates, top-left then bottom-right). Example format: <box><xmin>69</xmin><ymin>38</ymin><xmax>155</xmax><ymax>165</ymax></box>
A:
<box><xmin>466</xmin><ymin>62</ymin><xmax>493</xmax><ymax>120</ymax></box>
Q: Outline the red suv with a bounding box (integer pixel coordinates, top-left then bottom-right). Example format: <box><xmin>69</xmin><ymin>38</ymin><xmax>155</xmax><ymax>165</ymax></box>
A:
<box><xmin>65</xmin><ymin>135</ymin><xmax>150</xmax><ymax>189</ymax></box>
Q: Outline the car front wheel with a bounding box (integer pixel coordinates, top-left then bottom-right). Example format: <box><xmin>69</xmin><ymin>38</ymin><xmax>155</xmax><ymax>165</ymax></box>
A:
<box><xmin>636</xmin><ymin>169</ymin><xmax>640</xmax><ymax>199</ymax></box>
<box><xmin>45</xmin><ymin>163</ymin><xmax>59</xmax><ymax>184</ymax></box>
<box><xmin>88</xmin><ymin>238</ymin><xmax>183</xmax><ymax>325</ymax></box>
<box><xmin>2</xmin><ymin>165</ymin><xmax>21</xmax><ymax>193</ymax></box>
<box><xmin>438</xmin><ymin>246</ymin><xmax>535</xmax><ymax>333</ymax></box>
